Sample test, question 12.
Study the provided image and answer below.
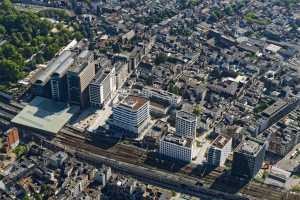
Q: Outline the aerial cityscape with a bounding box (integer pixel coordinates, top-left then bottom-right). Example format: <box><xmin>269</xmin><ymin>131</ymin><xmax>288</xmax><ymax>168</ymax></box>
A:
<box><xmin>0</xmin><ymin>0</ymin><xmax>300</xmax><ymax>199</ymax></box>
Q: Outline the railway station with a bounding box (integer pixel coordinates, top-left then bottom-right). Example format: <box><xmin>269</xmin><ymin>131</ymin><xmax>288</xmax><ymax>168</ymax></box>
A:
<box><xmin>11</xmin><ymin>96</ymin><xmax>79</xmax><ymax>135</ymax></box>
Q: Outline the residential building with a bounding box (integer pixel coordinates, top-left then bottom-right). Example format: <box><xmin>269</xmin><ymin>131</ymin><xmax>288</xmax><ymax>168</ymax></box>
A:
<box><xmin>149</xmin><ymin>101</ymin><xmax>171</xmax><ymax>117</ymax></box>
<box><xmin>49</xmin><ymin>151</ymin><xmax>68</xmax><ymax>168</ymax></box>
<box><xmin>115</xmin><ymin>61</ymin><xmax>129</xmax><ymax>89</ymax></box>
<box><xmin>266</xmin><ymin>107</ymin><xmax>300</xmax><ymax>157</ymax></box>
<box><xmin>231</xmin><ymin>137</ymin><xmax>266</xmax><ymax>179</ymax></box>
<box><xmin>95</xmin><ymin>165</ymin><xmax>112</xmax><ymax>187</ymax></box>
<box><xmin>129</xmin><ymin>46</ymin><xmax>144</xmax><ymax>71</ymax></box>
<box><xmin>207</xmin><ymin>135</ymin><xmax>232</xmax><ymax>167</ymax></box>
<box><xmin>175</xmin><ymin>111</ymin><xmax>197</xmax><ymax>139</ymax></box>
<box><xmin>159</xmin><ymin>133</ymin><xmax>196</xmax><ymax>162</ymax></box>
<box><xmin>67</xmin><ymin>50</ymin><xmax>96</xmax><ymax>108</ymax></box>
<box><xmin>258</xmin><ymin>98</ymin><xmax>300</xmax><ymax>133</ymax></box>
<box><xmin>3</xmin><ymin>128</ymin><xmax>20</xmax><ymax>152</ymax></box>
<box><xmin>268</xmin><ymin>127</ymin><xmax>299</xmax><ymax>157</ymax></box>
<box><xmin>142</xmin><ymin>86</ymin><xmax>182</xmax><ymax>106</ymax></box>
<box><xmin>143</xmin><ymin>120</ymin><xmax>168</xmax><ymax>149</ymax></box>
<box><xmin>89</xmin><ymin>67</ymin><xmax>116</xmax><ymax>108</ymax></box>
<box><xmin>111</xmin><ymin>95</ymin><xmax>150</xmax><ymax>138</ymax></box>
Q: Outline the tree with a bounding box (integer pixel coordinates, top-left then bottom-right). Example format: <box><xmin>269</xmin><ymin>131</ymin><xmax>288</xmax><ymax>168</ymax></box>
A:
<box><xmin>22</xmin><ymin>46</ymin><xmax>34</xmax><ymax>59</ymax></box>
<box><xmin>0</xmin><ymin>0</ymin><xmax>85</xmax><ymax>88</ymax></box>
<box><xmin>0</xmin><ymin>25</ymin><xmax>6</xmax><ymax>35</ymax></box>
<box><xmin>35</xmin><ymin>53</ymin><xmax>45</xmax><ymax>64</ymax></box>
<box><xmin>168</xmin><ymin>81</ymin><xmax>180</xmax><ymax>95</ymax></box>
<box><xmin>224</xmin><ymin>6</ymin><xmax>234</xmax><ymax>16</ymax></box>
<box><xmin>0</xmin><ymin>59</ymin><xmax>22</xmax><ymax>82</ymax></box>
<box><xmin>193</xmin><ymin>104</ymin><xmax>203</xmax><ymax>116</ymax></box>
<box><xmin>39</xmin><ymin>20</ymin><xmax>52</xmax><ymax>35</ymax></box>
<box><xmin>145</xmin><ymin>76</ymin><xmax>153</xmax><ymax>85</ymax></box>
<box><xmin>73</xmin><ymin>32</ymin><xmax>84</xmax><ymax>41</ymax></box>
<box><xmin>23</xmin><ymin>194</ymin><xmax>31</xmax><ymax>200</ymax></box>
<box><xmin>44</xmin><ymin>44</ymin><xmax>59</xmax><ymax>60</ymax></box>
<box><xmin>112</xmin><ymin>43</ymin><xmax>121</xmax><ymax>53</ymax></box>
<box><xmin>171</xmin><ymin>190</ymin><xmax>177</xmax><ymax>197</ymax></box>
<box><xmin>154</xmin><ymin>53</ymin><xmax>167</xmax><ymax>65</ymax></box>
<box><xmin>0</xmin><ymin>0</ymin><xmax>14</xmax><ymax>15</ymax></box>
<box><xmin>56</xmin><ymin>23</ymin><xmax>64</xmax><ymax>31</ymax></box>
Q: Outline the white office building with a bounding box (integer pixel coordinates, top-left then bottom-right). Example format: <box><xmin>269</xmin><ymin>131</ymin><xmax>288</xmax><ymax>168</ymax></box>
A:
<box><xmin>112</xmin><ymin>95</ymin><xmax>150</xmax><ymax>138</ymax></box>
<box><xmin>207</xmin><ymin>135</ymin><xmax>232</xmax><ymax>167</ymax></box>
<box><xmin>175</xmin><ymin>111</ymin><xmax>197</xmax><ymax>139</ymax></box>
<box><xmin>159</xmin><ymin>133</ymin><xmax>197</xmax><ymax>162</ymax></box>
<box><xmin>89</xmin><ymin>67</ymin><xmax>116</xmax><ymax>108</ymax></box>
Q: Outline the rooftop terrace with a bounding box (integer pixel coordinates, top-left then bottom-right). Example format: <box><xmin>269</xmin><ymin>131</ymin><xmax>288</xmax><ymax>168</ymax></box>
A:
<box><xmin>163</xmin><ymin>133</ymin><xmax>193</xmax><ymax>148</ymax></box>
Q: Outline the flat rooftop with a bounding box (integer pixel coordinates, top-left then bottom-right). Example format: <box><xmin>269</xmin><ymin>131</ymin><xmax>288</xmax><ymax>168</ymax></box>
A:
<box><xmin>262</xmin><ymin>99</ymin><xmax>287</xmax><ymax>117</ymax></box>
<box><xmin>162</xmin><ymin>133</ymin><xmax>193</xmax><ymax>148</ymax></box>
<box><xmin>69</xmin><ymin>62</ymin><xmax>89</xmax><ymax>74</ymax></box>
<box><xmin>91</xmin><ymin>68</ymin><xmax>111</xmax><ymax>85</ymax></box>
<box><xmin>120</xmin><ymin>95</ymin><xmax>148</xmax><ymax>111</ymax></box>
<box><xmin>69</xmin><ymin>50</ymin><xmax>93</xmax><ymax>74</ymax></box>
<box><xmin>237</xmin><ymin>137</ymin><xmax>264</xmax><ymax>156</ymax></box>
<box><xmin>12</xmin><ymin>97</ymin><xmax>79</xmax><ymax>134</ymax></box>
<box><xmin>212</xmin><ymin>135</ymin><xmax>231</xmax><ymax>149</ymax></box>
<box><xmin>145</xmin><ymin>86</ymin><xmax>180</xmax><ymax>98</ymax></box>
<box><xmin>176</xmin><ymin>111</ymin><xmax>197</xmax><ymax>122</ymax></box>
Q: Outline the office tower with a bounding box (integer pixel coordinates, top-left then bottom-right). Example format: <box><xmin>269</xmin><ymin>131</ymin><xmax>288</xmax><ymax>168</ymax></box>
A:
<box><xmin>112</xmin><ymin>95</ymin><xmax>150</xmax><ymax>138</ymax></box>
<box><xmin>159</xmin><ymin>133</ymin><xmax>196</xmax><ymax>162</ymax></box>
<box><xmin>50</xmin><ymin>55</ymin><xmax>74</xmax><ymax>102</ymax></box>
<box><xmin>175</xmin><ymin>111</ymin><xmax>197</xmax><ymax>139</ymax></box>
<box><xmin>67</xmin><ymin>50</ymin><xmax>95</xmax><ymax>108</ymax></box>
<box><xmin>231</xmin><ymin>137</ymin><xmax>266</xmax><ymax>179</ymax></box>
<box><xmin>207</xmin><ymin>135</ymin><xmax>232</xmax><ymax>167</ymax></box>
<box><xmin>89</xmin><ymin>67</ymin><xmax>116</xmax><ymax>108</ymax></box>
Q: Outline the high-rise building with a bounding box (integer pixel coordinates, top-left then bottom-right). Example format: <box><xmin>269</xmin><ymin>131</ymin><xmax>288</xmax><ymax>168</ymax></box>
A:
<box><xmin>89</xmin><ymin>67</ymin><xmax>116</xmax><ymax>108</ymax></box>
<box><xmin>175</xmin><ymin>111</ymin><xmax>197</xmax><ymax>139</ymax></box>
<box><xmin>50</xmin><ymin>54</ymin><xmax>74</xmax><ymax>102</ymax></box>
<box><xmin>67</xmin><ymin>50</ymin><xmax>95</xmax><ymax>108</ymax></box>
<box><xmin>159</xmin><ymin>133</ymin><xmax>196</xmax><ymax>162</ymax></box>
<box><xmin>111</xmin><ymin>95</ymin><xmax>150</xmax><ymax>138</ymax></box>
<box><xmin>231</xmin><ymin>137</ymin><xmax>266</xmax><ymax>179</ymax></box>
<box><xmin>207</xmin><ymin>135</ymin><xmax>232</xmax><ymax>167</ymax></box>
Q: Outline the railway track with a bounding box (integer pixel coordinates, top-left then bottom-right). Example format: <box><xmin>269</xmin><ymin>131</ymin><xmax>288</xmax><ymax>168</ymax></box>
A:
<box><xmin>55</xmin><ymin>130</ymin><xmax>285</xmax><ymax>200</ymax></box>
<box><xmin>240</xmin><ymin>182</ymin><xmax>284</xmax><ymax>200</ymax></box>
<box><xmin>0</xmin><ymin>102</ymin><xmax>20</xmax><ymax>116</ymax></box>
<box><xmin>0</xmin><ymin>117</ymin><xmax>10</xmax><ymax>126</ymax></box>
<box><xmin>0</xmin><ymin>98</ymin><xmax>288</xmax><ymax>200</ymax></box>
<box><xmin>0</xmin><ymin>102</ymin><xmax>17</xmax><ymax>121</ymax></box>
<box><xmin>0</xmin><ymin>109</ymin><xmax>15</xmax><ymax>121</ymax></box>
<box><xmin>55</xmin><ymin>136</ymin><xmax>142</xmax><ymax>166</ymax></box>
